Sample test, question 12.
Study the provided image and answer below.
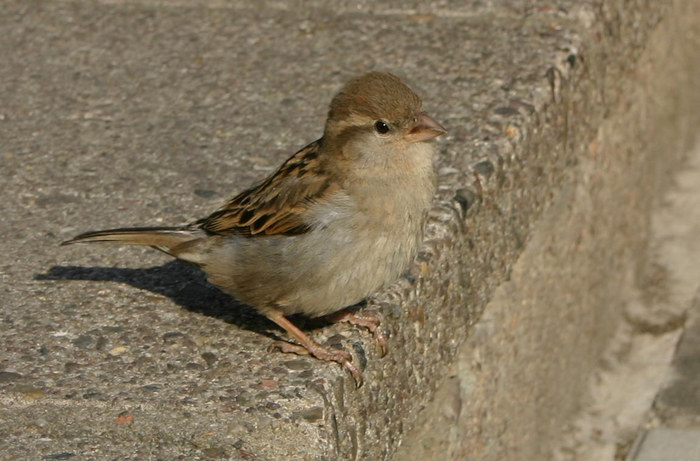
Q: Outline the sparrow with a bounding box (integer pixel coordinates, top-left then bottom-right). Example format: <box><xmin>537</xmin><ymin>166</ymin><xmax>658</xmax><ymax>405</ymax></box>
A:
<box><xmin>62</xmin><ymin>71</ymin><xmax>446</xmax><ymax>386</ymax></box>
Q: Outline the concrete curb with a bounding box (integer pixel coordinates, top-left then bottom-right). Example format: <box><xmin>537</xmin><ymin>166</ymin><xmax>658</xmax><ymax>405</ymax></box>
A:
<box><xmin>1</xmin><ymin>0</ymin><xmax>698</xmax><ymax>459</ymax></box>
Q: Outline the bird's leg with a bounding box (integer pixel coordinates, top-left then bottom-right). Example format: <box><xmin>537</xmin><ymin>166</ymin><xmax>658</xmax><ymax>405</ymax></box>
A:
<box><xmin>266</xmin><ymin>309</ymin><xmax>363</xmax><ymax>386</ymax></box>
<box><xmin>322</xmin><ymin>308</ymin><xmax>388</xmax><ymax>357</ymax></box>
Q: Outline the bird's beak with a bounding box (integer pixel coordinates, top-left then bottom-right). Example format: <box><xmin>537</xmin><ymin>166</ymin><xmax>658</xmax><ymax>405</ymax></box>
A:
<box><xmin>405</xmin><ymin>112</ymin><xmax>447</xmax><ymax>143</ymax></box>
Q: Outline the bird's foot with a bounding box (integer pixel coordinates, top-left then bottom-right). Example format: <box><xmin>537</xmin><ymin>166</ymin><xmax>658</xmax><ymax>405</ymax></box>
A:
<box><xmin>269</xmin><ymin>339</ymin><xmax>362</xmax><ymax>387</ymax></box>
<box><xmin>266</xmin><ymin>309</ymin><xmax>363</xmax><ymax>386</ymax></box>
<box><xmin>325</xmin><ymin>309</ymin><xmax>388</xmax><ymax>357</ymax></box>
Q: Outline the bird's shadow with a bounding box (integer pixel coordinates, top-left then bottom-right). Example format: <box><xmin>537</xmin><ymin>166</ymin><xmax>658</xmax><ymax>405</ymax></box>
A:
<box><xmin>35</xmin><ymin>260</ymin><xmax>335</xmax><ymax>337</ymax></box>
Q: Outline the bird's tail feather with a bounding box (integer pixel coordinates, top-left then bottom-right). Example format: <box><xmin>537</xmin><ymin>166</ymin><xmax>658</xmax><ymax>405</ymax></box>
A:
<box><xmin>61</xmin><ymin>227</ymin><xmax>201</xmax><ymax>258</ymax></box>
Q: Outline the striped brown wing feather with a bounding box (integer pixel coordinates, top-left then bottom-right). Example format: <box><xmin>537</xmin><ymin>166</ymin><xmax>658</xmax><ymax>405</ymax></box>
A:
<box><xmin>198</xmin><ymin>140</ymin><xmax>334</xmax><ymax>236</ymax></box>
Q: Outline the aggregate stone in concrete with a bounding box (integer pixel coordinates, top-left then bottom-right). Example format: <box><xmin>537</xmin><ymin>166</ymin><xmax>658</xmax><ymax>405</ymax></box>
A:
<box><xmin>0</xmin><ymin>1</ymin><xmax>567</xmax><ymax>458</ymax></box>
<box><xmin>1</xmin><ymin>0</ymin><xmax>698</xmax><ymax>459</ymax></box>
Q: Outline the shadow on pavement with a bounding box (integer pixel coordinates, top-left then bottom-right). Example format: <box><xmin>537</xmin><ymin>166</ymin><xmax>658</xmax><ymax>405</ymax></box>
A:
<box><xmin>35</xmin><ymin>260</ymin><xmax>274</xmax><ymax>332</ymax></box>
<box><xmin>35</xmin><ymin>260</ymin><xmax>347</xmax><ymax>336</ymax></box>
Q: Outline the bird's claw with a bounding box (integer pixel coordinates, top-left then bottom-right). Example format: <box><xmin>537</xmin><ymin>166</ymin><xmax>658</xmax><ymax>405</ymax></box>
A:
<box><xmin>329</xmin><ymin>310</ymin><xmax>388</xmax><ymax>357</ymax></box>
<box><xmin>269</xmin><ymin>339</ymin><xmax>363</xmax><ymax>387</ymax></box>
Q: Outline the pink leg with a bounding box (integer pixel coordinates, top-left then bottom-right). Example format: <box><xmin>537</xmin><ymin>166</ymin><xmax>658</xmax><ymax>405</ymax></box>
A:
<box><xmin>266</xmin><ymin>309</ymin><xmax>363</xmax><ymax>387</ymax></box>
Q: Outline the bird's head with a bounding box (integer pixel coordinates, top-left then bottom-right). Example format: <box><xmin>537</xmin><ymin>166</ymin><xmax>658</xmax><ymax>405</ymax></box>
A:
<box><xmin>323</xmin><ymin>72</ymin><xmax>445</xmax><ymax>157</ymax></box>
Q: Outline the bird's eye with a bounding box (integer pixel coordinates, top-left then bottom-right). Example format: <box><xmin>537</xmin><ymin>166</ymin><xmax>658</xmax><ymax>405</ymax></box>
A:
<box><xmin>374</xmin><ymin>120</ymin><xmax>390</xmax><ymax>134</ymax></box>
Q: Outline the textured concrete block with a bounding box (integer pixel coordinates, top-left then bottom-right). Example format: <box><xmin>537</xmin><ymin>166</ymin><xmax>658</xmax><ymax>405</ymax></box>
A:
<box><xmin>1</xmin><ymin>0</ymin><xmax>698</xmax><ymax>459</ymax></box>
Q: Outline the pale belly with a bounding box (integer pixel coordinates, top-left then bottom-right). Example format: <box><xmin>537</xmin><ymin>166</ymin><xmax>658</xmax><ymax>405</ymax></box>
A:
<box><xmin>202</xmin><ymin>203</ymin><xmax>426</xmax><ymax>317</ymax></box>
<box><xmin>201</xmin><ymin>147</ymin><xmax>435</xmax><ymax>317</ymax></box>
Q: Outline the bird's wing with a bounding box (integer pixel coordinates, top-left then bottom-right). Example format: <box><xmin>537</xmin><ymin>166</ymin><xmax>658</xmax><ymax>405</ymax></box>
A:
<box><xmin>197</xmin><ymin>140</ymin><xmax>339</xmax><ymax>236</ymax></box>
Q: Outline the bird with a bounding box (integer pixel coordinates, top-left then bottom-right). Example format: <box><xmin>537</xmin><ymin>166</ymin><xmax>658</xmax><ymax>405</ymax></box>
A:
<box><xmin>62</xmin><ymin>71</ymin><xmax>446</xmax><ymax>386</ymax></box>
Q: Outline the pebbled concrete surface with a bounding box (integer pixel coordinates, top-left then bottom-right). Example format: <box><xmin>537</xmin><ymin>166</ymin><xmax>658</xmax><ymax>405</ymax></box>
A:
<box><xmin>396</xmin><ymin>0</ymin><xmax>700</xmax><ymax>459</ymax></box>
<box><xmin>1</xmin><ymin>0</ymin><xmax>699</xmax><ymax>460</ymax></box>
